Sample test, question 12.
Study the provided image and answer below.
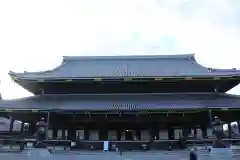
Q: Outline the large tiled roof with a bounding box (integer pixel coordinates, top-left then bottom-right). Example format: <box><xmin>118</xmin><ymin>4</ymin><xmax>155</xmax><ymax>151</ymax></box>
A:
<box><xmin>0</xmin><ymin>93</ymin><xmax>240</xmax><ymax>111</ymax></box>
<box><xmin>9</xmin><ymin>54</ymin><xmax>240</xmax><ymax>80</ymax></box>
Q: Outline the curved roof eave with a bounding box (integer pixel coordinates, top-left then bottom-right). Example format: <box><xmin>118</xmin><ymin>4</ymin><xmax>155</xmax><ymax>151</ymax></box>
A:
<box><xmin>1</xmin><ymin>93</ymin><xmax>240</xmax><ymax>111</ymax></box>
<box><xmin>8</xmin><ymin>57</ymin><xmax>70</xmax><ymax>80</ymax></box>
<box><xmin>8</xmin><ymin>54</ymin><xmax>240</xmax><ymax>80</ymax></box>
<box><xmin>8</xmin><ymin>57</ymin><xmax>69</xmax><ymax>76</ymax></box>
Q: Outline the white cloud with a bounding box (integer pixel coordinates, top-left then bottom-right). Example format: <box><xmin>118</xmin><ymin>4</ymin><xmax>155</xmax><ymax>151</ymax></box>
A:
<box><xmin>0</xmin><ymin>0</ymin><xmax>240</xmax><ymax>99</ymax></box>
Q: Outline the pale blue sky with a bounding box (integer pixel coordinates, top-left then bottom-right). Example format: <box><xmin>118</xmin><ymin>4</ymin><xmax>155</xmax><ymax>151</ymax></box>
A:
<box><xmin>0</xmin><ymin>0</ymin><xmax>240</xmax><ymax>99</ymax></box>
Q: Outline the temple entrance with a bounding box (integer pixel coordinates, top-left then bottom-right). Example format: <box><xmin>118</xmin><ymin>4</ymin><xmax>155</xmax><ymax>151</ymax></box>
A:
<box><xmin>125</xmin><ymin>129</ymin><xmax>133</xmax><ymax>140</ymax></box>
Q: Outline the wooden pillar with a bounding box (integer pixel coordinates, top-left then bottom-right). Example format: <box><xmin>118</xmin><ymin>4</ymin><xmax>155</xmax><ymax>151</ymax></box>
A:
<box><xmin>154</xmin><ymin>125</ymin><xmax>159</xmax><ymax>140</ymax></box>
<box><xmin>117</xmin><ymin>129</ymin><xmax>121</xmax><ymax>141</ymax></box>
<box><xmin>53</xmin><ymin>128</ymin><xmax>58</xmax><ymax>140</ymax></box>
<box><xmin>20</xmin><ymin>122</ymin><xmax>24</xmax><ymax>133</ymax></box>
<box><xmin>68</xmin><ymin>126</ymin><xmax>75</xmax><ymax>141</ymax></box>
<box><xmin>201</xmin><ymin>126</ymin><xmax>207</xmax><ymax>138</ymax></box>
<box><xmin>68</xmin><ymin>114</ymin><xmax>76</xmax><ymax>141</ymax></box>
<box><xmin>207</xmin><ymin>110</ymin><xmax>213</xmax><ymax>137</ymax></box>
<box><xmin>99</xmin><ymin>125</ymin><xmax>108</xmax><ymax>140</ymax></box>
<box><xmin>182</xmin><ymin>113</ymin><xmax>187</xmax><ymax>140</ymax></box>
<box><xmin>9</xmin><ymin>116</ymin><xmax>14</xmax><ymax>133</ymax></box>
<box><xmin>182</xmin><ymin>127</ymin><xmax>188</xmax><ymax>140</ymax></box>
<box><xmin>136</xmin><ymin>129</ymin><xmax>141</xmax><ymax>140</ymax></box>
<box><xmin>237</xmin><ymin>121</ymin><xmax>240</xmax><ymax>135</ymax></box>
<box><xmin>84</xmin><ymin>128</ymin><xmax>89</xmax><ymax>140</ymax></box>
<box><xmin>45</xmin><ymin>112</ymin><xmax>50</xmax><ymax>140</ymax></box>
<box><xmin>168</xmin><ymin>126</ymin><xmax>174</xmax><ymax>140</ymax></box>
<box><xmin>149</xmin><ymin>123</ymin><xmax>154</xmax><ymax>140</ymax></box>
<box><xmin>228</xmin><ymin>123</ymin><xmax>232</xmax><ymax>138</ymax></box>
<box><xmin>208</xmin><ymin>110</ymin><xmax>212</xmax><ymax>125</ymax></box>
<box><xmin>62</xmin><ymin>128</ymin><xmax>65</xmax><ymax>140</ymax></box>
<box><xmin>151</xmin><ymin>124</ymin><xmax>159</xmax><ymax>140</ymax></box>
<box><xmin>135</xmin><ymin>120</ymin><xmax>141</xmax><ymax>140</ymax></box>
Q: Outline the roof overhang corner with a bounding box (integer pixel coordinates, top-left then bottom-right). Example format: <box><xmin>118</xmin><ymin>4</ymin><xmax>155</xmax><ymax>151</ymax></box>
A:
<box><xmin>62</xmin><ymin>56</ymin><xmax>71</xmax><ymax>63</ymax></box>
<box><xmin>8</xmin><ymin>71</ymin><xmax>21</xmax><ymax>81</ymax></box>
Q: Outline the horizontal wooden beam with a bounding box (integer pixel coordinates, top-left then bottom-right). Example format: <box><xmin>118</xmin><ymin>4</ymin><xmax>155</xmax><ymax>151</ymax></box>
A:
<box><xmin>15</xmin><ymin>76</ymin><xmax>239</xmax><ymax>83</ymax></box>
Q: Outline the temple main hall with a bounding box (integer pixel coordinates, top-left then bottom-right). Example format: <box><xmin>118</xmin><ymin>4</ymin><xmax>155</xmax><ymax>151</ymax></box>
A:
<box><xmin>1</xmin><ymin>54</ymin><xmax>240</xmax><ymax>150</ymax></box>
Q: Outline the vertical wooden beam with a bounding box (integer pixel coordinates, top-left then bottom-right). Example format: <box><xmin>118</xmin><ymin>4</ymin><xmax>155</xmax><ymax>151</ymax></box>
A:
<box><xmin>62</xmin><ymin>128</ymin><xmax>66</xmax><ymax>140</ymax></box>
<box><xmin>168</xmin><ymin>127</ymin><xmax>174</xmax><ymax>140</ymax></box>
<box><xmin>88</xmin><ymin>112</ymin><xmax>91</xmax><ymax>118</ymax></box>
<box><xmin>237</xmin><ymin>121</ymin><xmax>240</xmax><ymax>135</ymax></box>
<box><xmin>228</xmin><ymin>123</ymin><xmax>232</xmax><ymax>138</ymax></box>
<box><xmin>201</xmin><ymin>125</ymin><xmax>206</xmax><ymax>138</ymax></box>
<box><xmin>117</xmin><ymin>127</ymin><xmax>122</xmax><ymax>141</ymax></box>
<box><xmin>72</xmin><ymin>114</ymin><xmax>76</xmax><ymax>140</ymax></box>
<box><xmin>9</xmin><ymin>115</ymin><xmax>14</xmax><ymax>134</ymax></box>
<box><xmin>208</xmin><ymin>110</ymin><xmax>212</xmax><ymax>125</ymax></box>
<box><xmin>20</xmin><ymin>121</ymin><xmax>24</xmax><ymax>133</ymax></box>
<box><xmin>154</xmin><ymin>123</ymin><xmax>159</xmax><ymax>140</ymax></box>
<box><xmin>105</xmin><ymin>112</ymin><xmax>108</xmax><ymax>119</ymax></box>
<box><xmin>53</xmin><ymin>128</ymin><xmax>58</xmax><ymax>140</ymax></box>
<box><xmin>51</xmin><ymin>113</ymin><xmax>57</xmax><ymax>140</ymax></box>
<box><xmin>46</xmin><ymin>111</ymin><xmax>50</xmax><ymax>140</ymax></box>
<box><xmin>84</xmin><ymin>129</ymin><xmax>89</xmax><ymax>140</ymax></box>
<box><xmin>68</xmin><ymin>114</ymin><xmax>76</xmax><ymax>141</ymax></box>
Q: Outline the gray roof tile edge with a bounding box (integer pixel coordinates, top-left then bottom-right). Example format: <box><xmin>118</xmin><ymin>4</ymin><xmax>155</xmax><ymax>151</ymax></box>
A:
<box><xmin>0</xmin><ymin>93</ymin><xmax>240</xmax><ymax>110</ymax></box>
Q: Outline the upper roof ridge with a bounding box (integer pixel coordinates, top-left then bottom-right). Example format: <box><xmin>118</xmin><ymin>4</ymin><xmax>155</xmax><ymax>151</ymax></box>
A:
<box><xmin>63</xmin><ymin>54</ymin><xmax>195</xmax><ymax>61</ymax></box>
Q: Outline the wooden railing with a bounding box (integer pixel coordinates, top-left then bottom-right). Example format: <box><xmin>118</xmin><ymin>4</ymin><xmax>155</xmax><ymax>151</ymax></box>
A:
<box><xmin>1</xmin><ymin>138</ymin><xmax>240</xmax><ymax>151</ymax></box>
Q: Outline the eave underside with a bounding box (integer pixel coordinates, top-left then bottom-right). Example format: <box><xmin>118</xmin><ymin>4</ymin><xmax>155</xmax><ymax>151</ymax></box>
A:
<box><xmin>0</xmin><ymin>93</ymin><xmax>240</xmax><ymax>111</ymax></box>
<box><xmin>13</xmin><ymin>78</ymin><xmax>240</xmax><ymax>94</ymax></box>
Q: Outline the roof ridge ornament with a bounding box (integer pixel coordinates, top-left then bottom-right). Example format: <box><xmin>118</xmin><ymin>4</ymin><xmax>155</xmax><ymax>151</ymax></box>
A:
<box><xmin>188</xmin><ymin>54</ymin><xmax>196</xmax><ymax>61</ymax></box>
<box><xmin>208</xmin><ymin>68</ymin><xmax>213</xmax><ymax>72</ymax></box>
<box><xmin>209</xmin><ymin>68</ymin><xmax>237</xmax><ymax>72</ymax></box>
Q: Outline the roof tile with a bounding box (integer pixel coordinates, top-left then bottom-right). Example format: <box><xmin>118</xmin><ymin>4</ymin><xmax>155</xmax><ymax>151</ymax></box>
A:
<box><xmin>0</xmin><ymin>93</ymin><xmax>239</xmax><ymax>111</ymax></box>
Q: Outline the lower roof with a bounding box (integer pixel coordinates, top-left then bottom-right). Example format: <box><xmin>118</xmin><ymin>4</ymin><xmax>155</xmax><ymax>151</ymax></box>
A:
<box><xmin>0</xmin><ymin>93</ymin><xmax>240</xmax><ymax>111</ymax></box>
